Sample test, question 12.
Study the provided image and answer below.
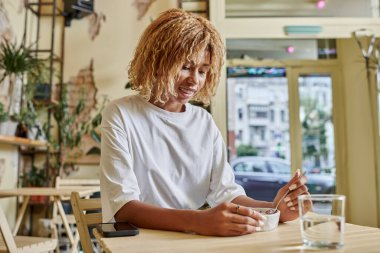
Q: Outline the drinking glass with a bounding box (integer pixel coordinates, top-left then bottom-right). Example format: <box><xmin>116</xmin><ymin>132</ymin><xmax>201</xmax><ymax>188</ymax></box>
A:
<box><xmin>298</xmin><ymin>194</ymin><xmax>345</xmax><ymax>249</ymax></box>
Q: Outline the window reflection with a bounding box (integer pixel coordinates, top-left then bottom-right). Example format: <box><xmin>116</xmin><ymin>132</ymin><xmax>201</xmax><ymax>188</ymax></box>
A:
<box><xmin>228</xmin><ymin>67</ymin><xmax>337</xmax><ymax>201</ymax></box>
<box><xmin>299</xmin><ymin>74</ymin><xmax>336</xmax><ymax>184</ymax></box>
<box><xmin>227</xmin><ymin>66</ymin><xmax>290</xmax><ymax>161</ymax></box>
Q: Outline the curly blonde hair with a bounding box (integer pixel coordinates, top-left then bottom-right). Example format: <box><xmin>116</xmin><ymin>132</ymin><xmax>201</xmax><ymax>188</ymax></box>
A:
<box><xmin>128</xmin><ymin>8</ymin><xmax>225</xmax><ymax>106</ymax></box>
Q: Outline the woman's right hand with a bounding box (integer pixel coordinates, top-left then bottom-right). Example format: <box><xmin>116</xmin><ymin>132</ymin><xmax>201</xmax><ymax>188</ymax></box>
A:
<box><xmin>192</xmin><ymin>202</ymin><xmax>266</xmax><ymax>236</ymax></box>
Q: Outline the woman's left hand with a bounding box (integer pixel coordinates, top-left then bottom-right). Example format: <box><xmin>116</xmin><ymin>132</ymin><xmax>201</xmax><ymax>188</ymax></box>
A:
<box><xmin>273</xmin><ymin>169</ymin><xmax>309</xmax><ymax>222</ymax></box>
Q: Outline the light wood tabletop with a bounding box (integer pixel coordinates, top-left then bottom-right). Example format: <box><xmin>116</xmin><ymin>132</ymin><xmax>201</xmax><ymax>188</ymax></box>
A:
<box><xmin>0</xmin><ymin>186</ymin><xmax>100</xmax><ymax>253</ymax></box>
<box><xmin>93</xmin><ymin>221</ymin><xmax>380</xmax><ymax>253</ymax></box>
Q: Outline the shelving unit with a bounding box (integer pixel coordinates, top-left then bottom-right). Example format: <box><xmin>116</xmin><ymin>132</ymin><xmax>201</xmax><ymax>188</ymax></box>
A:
<box><xmin>24</xmin><ymin>0</ymin><xmax>64</xmax><ymax>105</ymax></box>
<box><xmin>22</xmin><ymin>0</ymin><xmax>65</xmax><ymax>187</ymax></box>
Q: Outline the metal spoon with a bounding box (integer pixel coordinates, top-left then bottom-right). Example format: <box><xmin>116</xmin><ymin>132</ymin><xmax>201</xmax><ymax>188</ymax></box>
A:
<box><xmin>264</xmin><ymin>189</ymin><xmax>290</xmax><ymax>214</ymax></box>
<box><xmin>266</xmin><ymin>170</ymin><xmax>307</xmax><ymax>214</ymax></box>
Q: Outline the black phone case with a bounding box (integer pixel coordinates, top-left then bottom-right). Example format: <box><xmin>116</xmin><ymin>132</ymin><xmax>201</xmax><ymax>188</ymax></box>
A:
<box><xmin>96</xmin><ymin>222</ymin><xmax>139</xmax><ymax>237</ymax></box>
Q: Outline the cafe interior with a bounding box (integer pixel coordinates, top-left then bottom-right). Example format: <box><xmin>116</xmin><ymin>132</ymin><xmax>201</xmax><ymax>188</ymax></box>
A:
<box><xmin>0</xmin><ymin>0</ymin><xmax>379</xmax><ymax>252</ymax></box>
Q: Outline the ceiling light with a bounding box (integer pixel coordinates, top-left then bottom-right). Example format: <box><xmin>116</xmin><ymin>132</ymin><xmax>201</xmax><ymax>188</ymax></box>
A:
<box><xmin>316</xmin><ymin>0</ymin><xmax>326</xmax><ymax>9</ymax></box>
<box><xmin>286</xmin><ymin>46</ymin><xmax>295</xmax><ymax>54</ymax></box>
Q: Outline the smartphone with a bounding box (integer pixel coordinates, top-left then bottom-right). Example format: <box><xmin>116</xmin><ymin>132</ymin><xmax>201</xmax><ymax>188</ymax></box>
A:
<box><xmin>96</xmin><ymin>222</ymin><xmax>139</xmax><ymax>237</ymax></box>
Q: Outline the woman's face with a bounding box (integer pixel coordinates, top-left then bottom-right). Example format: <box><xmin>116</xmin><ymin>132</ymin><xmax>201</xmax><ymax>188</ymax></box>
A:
<box><xmin>157</xmin><ymin>50</ymin><xmax>210</xmax><ymax>112</ymax></box>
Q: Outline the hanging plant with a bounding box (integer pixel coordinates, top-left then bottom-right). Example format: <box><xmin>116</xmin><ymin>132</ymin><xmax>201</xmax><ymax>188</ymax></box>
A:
<box><xmin>0</xmin><ymin>42</ymin><xmax>39</xmax><ymax>81</ymax></box>
<box><xmin>0</xmin><ymin>41</ymin><xmax>41</xmax><ymax>114</ymax></box>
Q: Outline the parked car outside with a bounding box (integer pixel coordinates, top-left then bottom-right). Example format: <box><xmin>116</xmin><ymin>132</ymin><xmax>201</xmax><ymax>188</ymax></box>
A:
<box><xmin>230</xmin><ymin>156</ymin><xmax>335</xmax><ymax>202</ymax></box>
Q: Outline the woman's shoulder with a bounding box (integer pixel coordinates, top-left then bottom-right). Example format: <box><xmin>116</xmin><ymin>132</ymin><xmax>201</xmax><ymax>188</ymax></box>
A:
<box><xmin>187</xmin><ymin>104</ymin><xmax>218</xmax><ymax>132</ymax></box>
<box><xmin>187</xmin><ymin>104</ymin><xmax>220</xmax><ymax>140</ymax></box>
<box><xmin>188</xmin><ymin>103</ymin><xmax>213</xmax><ymax>120</ymax></box>
<box><xmin>102</xmin><ymin>95</ymin><xmax>145</xmax><ymax>127</ymax></box>
<box><xmin>105</xmin><ymin>95</ymin><xmax>143</xmax><ymax>110</ymax></box>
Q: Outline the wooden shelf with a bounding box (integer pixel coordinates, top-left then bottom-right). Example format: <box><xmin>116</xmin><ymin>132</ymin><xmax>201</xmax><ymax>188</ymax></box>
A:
<box><xmin>19</xmin><ymin>148</ymin><xmax>49</xmax><ymax>155</ymax></box>
<box><xmin>65</xmin><ymin>155</ymin><xmax>100</xmax><ymax>165</ymax></box>
<box><xmin>0</xmin><ymin>135</ymin><xmax>47</xmax><ymax>147</ymax></box>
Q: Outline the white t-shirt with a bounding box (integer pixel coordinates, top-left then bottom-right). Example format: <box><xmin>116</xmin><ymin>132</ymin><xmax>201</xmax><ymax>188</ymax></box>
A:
<box><xmin>100</xmin><ymin>95</ymin><xmax>245</xmax><ymax>222</ymax></box>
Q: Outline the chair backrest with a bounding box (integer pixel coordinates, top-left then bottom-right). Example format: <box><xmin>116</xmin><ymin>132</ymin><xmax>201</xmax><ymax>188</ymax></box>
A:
<box><xmin>71</xmin><ymin>191</ymin><xmax>102</xmax><ymax>253</ymax></box>
<box><xmin>56</xmin><ymin>176</ymin><xmax>100</xmax><ymax>200</ymax></box>
<box><xmin>56</xmin><ymin>176</ymin><xmax>100</xmax><ymax>188</ymax></box>
<box><xmin>51</xmin><ymin>177</ymin><xmax>99</xmax><ymax>251</ymax></box>
<box><xmin>53</xmin><ymin>176</ymin><xmax>100</xmax><ymax>213</ymax></box>
<box><xmin>0</xmin><ymin>206</ymin><xmax>18</xmax><ymax>252</ymax></box>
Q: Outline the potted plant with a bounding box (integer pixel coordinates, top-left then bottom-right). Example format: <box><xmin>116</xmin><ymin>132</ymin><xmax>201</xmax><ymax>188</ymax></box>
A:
<box><xmin>21</xmin><ymin>165</ymin><xmax>48</xmax><ymax>204</ymax></box>
<box><xmin>0</xmin><ymin>41</ymin><xmax>42</xmax><ymax>136</ymax></box>
<box><xmin>25</xmin><ymin>60</ymin><xmax>52</xmax><ymax>103</ymax></box>
<box><xmin>0</xmin><ymin>41</ymin><xmax>39</xmax><ymax>112</ymax></box>
<box><xmin>12</xmin><ymin>101</ymin><xmax>39</xmax><ymax>139</ymax></box>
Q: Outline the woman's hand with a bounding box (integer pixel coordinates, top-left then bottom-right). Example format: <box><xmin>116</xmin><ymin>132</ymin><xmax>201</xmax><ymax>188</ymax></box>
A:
<box><xmin>273</xmin><ymin>169</ymin><xmax>309</xmax><ymax>222</ymax></box>
<box><xmin>193</xmin><ymin>202</ymin><xmax>267</xmax><ymax>236</ymax></box>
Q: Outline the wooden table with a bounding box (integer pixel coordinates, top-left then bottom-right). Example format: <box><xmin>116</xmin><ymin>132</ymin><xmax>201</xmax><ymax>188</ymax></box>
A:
<box><xmin>93</xmin><ymin>221</ymin><xmax>380</xmax><ymax>253</ymax></box>
<box><xmin>0</xmin><ymin>187</ymin><xmax>99</xmax><ymax>253</ymax></box>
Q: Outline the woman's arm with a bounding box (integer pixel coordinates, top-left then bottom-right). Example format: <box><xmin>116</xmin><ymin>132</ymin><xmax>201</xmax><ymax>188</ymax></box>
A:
<box><xmin>114</xmin><ymin>200</ymin><xmax>195</xmax><ymax>232</ymax></box>
<box><xmin>115</xmin><ymin>200</ymin><xmax>267</xmax><ymax>236</ymax></box>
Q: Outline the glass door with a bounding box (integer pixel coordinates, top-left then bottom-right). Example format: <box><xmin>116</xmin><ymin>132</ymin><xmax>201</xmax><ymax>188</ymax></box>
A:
<box><xmin>227</xmin><ymin>66</ymin><xmax>291</xmax><ymax>201</ymax></box>
<box><xmin>227</xmin><ymin>62</ymin><xmax>341</xmax><ymax>201</ymax></box>
<box><xmin>290</xmin><ymin>67</ymin><xmax>340</xmax><ymax>196</ymax></box>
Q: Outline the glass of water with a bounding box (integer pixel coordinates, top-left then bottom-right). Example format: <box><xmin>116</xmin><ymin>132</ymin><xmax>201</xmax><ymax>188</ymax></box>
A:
<box><xmin>298</xmin><ymin>194</ymin><xmax>345</xmax><ymax>249</ymax></box>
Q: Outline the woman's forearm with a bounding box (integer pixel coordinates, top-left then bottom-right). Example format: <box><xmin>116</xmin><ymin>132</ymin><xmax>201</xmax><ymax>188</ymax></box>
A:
<box><xmin>114</xmin><ymin>200</ymin><xmax>199</xmax><ymax>232</ymax></box>
<box><xmin>115</xmin><ymin>199</ymin><xmax>268</xmax><ymax>236</ymax></box>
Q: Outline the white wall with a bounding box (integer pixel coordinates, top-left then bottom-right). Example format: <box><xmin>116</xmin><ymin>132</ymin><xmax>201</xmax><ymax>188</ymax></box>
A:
<box><xmin>0</xmin><ymin>144</ymin><xmax>19</xmax><ymax>229</ymax></box>
<box><xmin>64</xmin><ymin>0</ymin><xmax>177</xmax><ymax>102</ymax></box>
<box><xmin>338</xmin><ymin>38</ymin><xmax>379</xmax><ymax>226</ymax></box>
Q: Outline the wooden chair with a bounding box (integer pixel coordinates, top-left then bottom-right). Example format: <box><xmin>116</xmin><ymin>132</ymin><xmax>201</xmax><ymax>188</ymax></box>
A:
<box><xmin>51</xmin><ymin>177</ymin><xmax>100</xmax><ymax>252</ymax></box>
<box><xmin>0</xmin><ymin>205</ymin><xmax>57</xmax><ymax>253</ymax></box>
<box><xmin>70</xmin><ymin>191</ymin><xmax>102</xmax><ymax>253</ymax></box>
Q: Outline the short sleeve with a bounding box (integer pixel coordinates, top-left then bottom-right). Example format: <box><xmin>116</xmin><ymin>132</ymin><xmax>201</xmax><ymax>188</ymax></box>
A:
<box><xmin>206</xmin><ymin>129</ymin><xmax>246</xmax><ymax>207</ymax></box>
<box><xmin>100</xmin><ymin>102</ymin><xmax>140</xmax><ymax>222</ymax></box>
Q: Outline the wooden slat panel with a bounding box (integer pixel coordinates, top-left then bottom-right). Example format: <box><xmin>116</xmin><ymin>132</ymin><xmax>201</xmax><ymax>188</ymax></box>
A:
<box><xmin>58</xmin><ymin>179</ymin><xmax>100</xmax><ymax>187</ymax></box>
<box><xmin>81</xmin><ymin>199</ymin><xmax>102</xmax><ymax>210</ymax></box>
<box><xmin>71</xmin><ymin>191</ymin><xmax>101</xmax><ymax>253</ymax></box>
<box><xmin>85</xmin><ymin>213</ymin><xmax>102</xmax><ymax>225</ymax></box>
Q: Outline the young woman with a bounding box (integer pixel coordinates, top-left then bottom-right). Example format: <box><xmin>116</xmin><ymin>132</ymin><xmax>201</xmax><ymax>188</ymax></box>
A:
<box><xmin>100</xmin><ymin>8</ymin><xmax>308</xmax><ymax>236</ymax></box>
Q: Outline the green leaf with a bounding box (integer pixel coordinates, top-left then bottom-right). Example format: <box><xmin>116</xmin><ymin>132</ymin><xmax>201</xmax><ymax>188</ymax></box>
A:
<box><xmin>91</xmin><ymin>129</ymin><xmax>101</xmax><ymax>144</ymax></box>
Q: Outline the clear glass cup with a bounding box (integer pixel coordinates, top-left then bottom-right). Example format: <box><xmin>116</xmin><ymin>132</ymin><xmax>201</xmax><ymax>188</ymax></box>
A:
<box><xmin>298</xmin><ymin>194</ymin><xmax>345</xmax><ymax>249</ymax></box>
